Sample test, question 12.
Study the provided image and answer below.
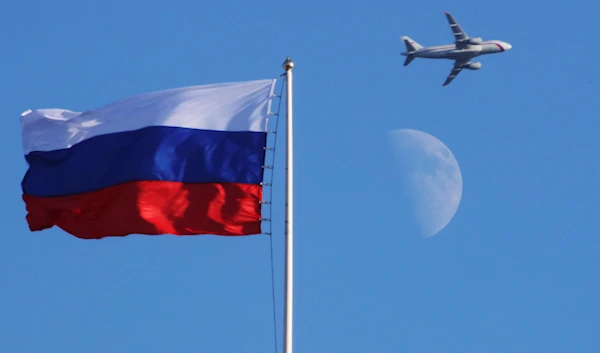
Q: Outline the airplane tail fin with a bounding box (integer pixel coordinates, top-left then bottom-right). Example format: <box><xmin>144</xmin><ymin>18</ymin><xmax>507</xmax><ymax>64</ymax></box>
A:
<box><xmin>401</xmin><ymin>36</ymin><xmax>423</xmax><ymax>52</ymax></box>
<box><xmin>401</xmin><ymin>36</ymin><xmax>422</xmax><ymax>66</ymax></box>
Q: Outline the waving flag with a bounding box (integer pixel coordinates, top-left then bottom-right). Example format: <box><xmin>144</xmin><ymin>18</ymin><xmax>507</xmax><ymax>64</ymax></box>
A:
<box><xmin>20</xmin><ymin>78</ymin><xmax>276</xmax><ymax>239</ymax></box>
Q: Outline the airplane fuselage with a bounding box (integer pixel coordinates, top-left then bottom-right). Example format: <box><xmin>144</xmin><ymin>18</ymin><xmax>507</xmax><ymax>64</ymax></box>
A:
<box><xmin>401</xmin><ymin>40</ymin><xmax>512</xmax><ymax>61</ymax></box>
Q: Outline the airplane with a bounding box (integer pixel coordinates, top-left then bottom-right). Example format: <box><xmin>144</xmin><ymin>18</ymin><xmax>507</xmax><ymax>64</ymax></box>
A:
<box><xmin>400</xmin><ymin>12</ymin><xmax>512</xmax><ymax>86</ymax></box>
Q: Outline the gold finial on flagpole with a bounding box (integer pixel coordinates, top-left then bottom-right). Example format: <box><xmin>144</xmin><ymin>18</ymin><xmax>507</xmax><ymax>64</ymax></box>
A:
<box><xmin>283</xmin><ymin>57</ymin><xmax>294</xmax><ymax>71</ymax></box>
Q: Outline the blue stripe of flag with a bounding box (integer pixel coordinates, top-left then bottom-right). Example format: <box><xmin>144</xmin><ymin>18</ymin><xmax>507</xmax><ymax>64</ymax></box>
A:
<box><xmin>22</xmin><ymin>126</ymin><xmax>267</xmax><ymax>197</ymax></box>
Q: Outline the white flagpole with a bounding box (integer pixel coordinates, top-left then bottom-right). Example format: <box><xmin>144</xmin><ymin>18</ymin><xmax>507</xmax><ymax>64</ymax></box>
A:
<box><xmin>282</xmin><ymin>56</ymin><xmax>294</xmax><ymax>353</ymax></box>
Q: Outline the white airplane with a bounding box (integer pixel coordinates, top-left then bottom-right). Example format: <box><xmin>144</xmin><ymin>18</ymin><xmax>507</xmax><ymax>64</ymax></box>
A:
<box><xmin>401</xmin><ymin>12</ymin><xmax>512</xmax><ymax>86</ymax></box>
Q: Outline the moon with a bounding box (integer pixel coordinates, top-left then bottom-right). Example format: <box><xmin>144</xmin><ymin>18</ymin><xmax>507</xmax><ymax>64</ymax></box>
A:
<box><xmin>388</xmin><ymin>129</ymin><xmax>463</xmax><ymax>238</ymax></box>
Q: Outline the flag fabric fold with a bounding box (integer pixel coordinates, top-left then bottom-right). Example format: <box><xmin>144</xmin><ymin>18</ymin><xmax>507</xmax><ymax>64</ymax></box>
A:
<box><xmin>20</xmin><ymin>78</ymin><xmax>276</xmax><ymax>239</ymax></box>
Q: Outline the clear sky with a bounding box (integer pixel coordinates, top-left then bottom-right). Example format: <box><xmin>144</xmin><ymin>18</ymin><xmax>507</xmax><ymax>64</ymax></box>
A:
<box><xmin>1</xmin><ymin>0</ymin><xmax>599</xmax><ymax>352</ymax></box>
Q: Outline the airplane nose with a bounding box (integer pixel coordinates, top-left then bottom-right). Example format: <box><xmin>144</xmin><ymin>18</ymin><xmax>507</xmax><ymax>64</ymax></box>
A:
<box><xmin>504</xmin><ymin>42</ymin><xmax>512</xmax><ymax>50</ymax></box>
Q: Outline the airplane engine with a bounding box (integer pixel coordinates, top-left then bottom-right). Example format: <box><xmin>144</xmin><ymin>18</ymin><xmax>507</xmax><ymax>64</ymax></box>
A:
<box><xmin>462</xmin><ymin>62</ymin><xmax>482</xmax><ymax>70</ymax></box>
<box><xmin>467</xmin><ymin>37</ymin><xmax>483</xmax><ymax>45</ymax></box>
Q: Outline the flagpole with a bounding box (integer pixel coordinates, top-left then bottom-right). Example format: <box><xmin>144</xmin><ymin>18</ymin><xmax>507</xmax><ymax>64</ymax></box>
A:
<box><xmin>282</xmin><ymin>56</ymin><xmax>294</xmax><ymax>353</ymax></box>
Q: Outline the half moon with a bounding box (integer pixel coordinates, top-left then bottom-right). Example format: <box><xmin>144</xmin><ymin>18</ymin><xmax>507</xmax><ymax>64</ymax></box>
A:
<box><xmin>388</xmin><ymin>129</ymin><xmax>463</xmax><ymax>238</ymax></box>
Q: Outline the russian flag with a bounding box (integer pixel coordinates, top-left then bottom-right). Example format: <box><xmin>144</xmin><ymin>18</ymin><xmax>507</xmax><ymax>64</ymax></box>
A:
<box><xmin>20</xmin><ymin>78</ymin><xmax>277</xmax><ymax>239</ymax></box>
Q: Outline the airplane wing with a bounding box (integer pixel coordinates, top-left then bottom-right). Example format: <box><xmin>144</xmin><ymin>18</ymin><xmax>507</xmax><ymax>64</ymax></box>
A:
<box><xmin>444</xmin><ymin>12</ymin><xmax>469</xmax><ymax>48</ymax></box>
<box><xmin>442</xmin><ymin>60</ymin><xmax>467</xmax><ymax>86</ymax></box>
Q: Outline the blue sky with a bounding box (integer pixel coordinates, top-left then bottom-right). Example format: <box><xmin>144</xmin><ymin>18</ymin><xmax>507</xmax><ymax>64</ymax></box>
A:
<box><xmin>1</xmin><ymin>0</ymin><xmax>599</xmax><ymax>352</ymax></box>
